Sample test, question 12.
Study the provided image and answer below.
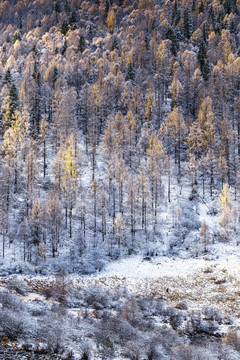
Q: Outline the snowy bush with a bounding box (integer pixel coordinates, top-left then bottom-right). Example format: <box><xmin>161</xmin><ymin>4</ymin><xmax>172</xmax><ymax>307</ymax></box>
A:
<box><xmin>94</xmin><ymin>314</ymin><xmax>139</xmax><ymax>345</ymax></box>
<box><xmin>84</xmin><ymin>285</ymin><xmax>109</xmax><ymax>308</ymax></box>
<box><xmin>180</xmin><ymin>206</ymin><xmax>201</xmax><ymax>231</ymax></box>
<box><xmin>0</xmin><ymin>290</ymin><xmax>26</xmax><ymax>312</ymax></box>
<box><xmin>166</xmin><ymin>307</ymin><xmax>184</xmax><ymax>330</ymax></box>
<box><xmin>224</xmin><ymin>329</ymin><xmax>240</xmax><ymax>352</ymax></box>
<box><xmin>123</xmin><ymin>340</ymin><xmax>143</xmax><ymax>360</ymax></box>
<box><xmin>0</xmin><ymin>309</ymin><xmax>28</xmax><ymax>340</ymax></box>
<box><xmin>153</xmin><ymin>325</ymin><xmax>181</xmax><ymax>351</ymax></box>
<box><xmin>203</xmin><ymin>306</ymin><xmax>223</xmax><ymax>324</ymax></box>
<box><xmin>27</xmin><ymin>300</ymin><xmax>49</xmax><ymax>317</ymax></box>
<box><xmin>186</xmin><ymin>312</ymin><xmax>219</xmax><ymax>336</ymax></box>
<box><xmin>142</xmin><ymin>246</ymin><xmax>160</xmax><ymax>258</ymax></box>
<box><xmin>36</xmin><ymin>315</ymin><xmax>67</xmax><ymax>354</ymax></box>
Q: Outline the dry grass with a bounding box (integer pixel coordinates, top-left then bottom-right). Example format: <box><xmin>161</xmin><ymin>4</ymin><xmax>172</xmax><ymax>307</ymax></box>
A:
<box><xmin>1</xmin><ymin>265</ymin><xmax>240</xmax><ymax>321</ymax></box>
<box><xmin>72</xmin><ymin>267</ymin><xmax>240</xmax><ymax>320</ymax></box>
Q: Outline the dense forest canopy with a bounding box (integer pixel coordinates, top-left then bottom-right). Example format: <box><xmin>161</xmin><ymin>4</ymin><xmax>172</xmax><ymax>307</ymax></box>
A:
<box><xmin>0</xmin><ymin>0</ymin><xmax>239</xmax><ymax>269</ymax></box>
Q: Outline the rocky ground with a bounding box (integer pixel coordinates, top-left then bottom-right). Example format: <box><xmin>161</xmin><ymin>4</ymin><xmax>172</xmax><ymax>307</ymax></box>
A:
<box><xmin>0</xmin><ymin>343</ymin><xmax>69</xmax><ymax>359</ymax></box>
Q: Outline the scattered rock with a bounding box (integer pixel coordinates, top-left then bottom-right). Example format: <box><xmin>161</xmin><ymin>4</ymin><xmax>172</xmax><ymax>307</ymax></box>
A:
<box><xmin>143</xmin><ymin>257</ymin><xmax>152</xmax><ymax>261</ymax></box>
<box><xmin>0</xmin><ymin>343</ymin><xmax>66</xmax><ymax>359</ymax></box>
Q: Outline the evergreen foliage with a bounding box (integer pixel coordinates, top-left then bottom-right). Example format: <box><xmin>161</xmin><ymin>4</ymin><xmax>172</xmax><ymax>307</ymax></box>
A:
<box><xmin>78</xmin><ymin>35</ymin><xmax>86</xmax><ymax>53</ymax></box>
<box><xmin>61</xmin><ymin>20</ymin><xmax>69</xmax><ymax>35</ymax></box>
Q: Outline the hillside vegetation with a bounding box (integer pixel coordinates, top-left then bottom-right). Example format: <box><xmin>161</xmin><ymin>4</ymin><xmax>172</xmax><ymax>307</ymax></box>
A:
<box><xmin>1</xmin><ymin>1</ymin><xmax>240</xmax><ymax>357</ymax></box>
<box><xmin>0</xmin><ymin>0</ymin><xmax>240</xmax><ymax>270</ymax></box>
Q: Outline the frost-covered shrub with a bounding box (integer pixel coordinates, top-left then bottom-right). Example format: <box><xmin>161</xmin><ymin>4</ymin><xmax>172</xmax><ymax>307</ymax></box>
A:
<box><xmin>0</xmin><ymin>290</ymin><xmax>26</xmax><ymax>312</ymax></box>
<box><xmin>203</xmin><ymin>306</ymin><xmax>223</xmax><ymax>324</ymax></box>
<box><xmin>84</xmin><ymin>285</ymin><xmax>109</xmax><ymax>308</ymax></box>
<box><xmin>37</xmin><ymin>316</ymin><xmax>66</xmax><ymax>354</ymax></box>
<box><xmin>174</xmin><ymin>343</ymin><xmax>230</xmax><ymax>360</ymax></box>
<box><xmin>67</xmin><ymin>249</ymin><xmax>109</xmax><ymax>275</ymax></box>
<box><xmin>142</xmin><ymin>246</ymin><xmax>160</xmax><ymax>258</ymax></box>
<box><xmin>166</xmin><ymin>307</ymin><xmax>184</xmax><ymax>329</ymax></box>
<box><xmin>168</xmin><ymin>236</ymin><xmax>181</xmax><ymax>253</ymax></box>
<box><xmin>146</xmin><ymin>345</ymin><xmax>158</xmax><ymax>360</ymax></box>
<box><xmin>153</xmin><ymin>325</ymin><xmax>181</xmax><ymax>351</ymax></box>
<box><xmin>86</xmin><ymin>249</ymin><xmax>109</xmax><ymax>271</ymax></box>
<box><xmin>0</xmin><ymin>309</ymin><xmax>28</xmax><ymax>340</ymax></box>
<box><xmin>137</xmin><ymin>296</ymin><xmax>158</xmax><ymax>317</ymax></box>
<box><xmin>27</xmin><ymin>300</ymin><xmax>49</xmax><ymax>317</ymax></box>
<box><xmin>109</xmin><ymin>247</ymin><xmax>121</xmax><ymax>260</ymax></box>
<box><xmin>154</xmin><ymin>300</ymin><xmax>165</xmax><ymax>316</ymax></box>
<box><xmin>0</xmin><ymin>262</ymin><xmax>36</xmax><ymax>276</ymax></box>
<box><xmin>175</xmin><ymin>301</ymin><xmax>188</xmax><ymax>310</ymax></box>
<box><xmin>200</xmin><ymin>320</ymin><xmax>219</xmax><ymax>335</ymax></box>
<box><xmin>172</xmin><ymin>344</ymin><xmax>194</xmax><ymax>360</ymax></box>
<box><xmin>79</xmin><ymin>342</ymin><xmax>94</xmax><ymax>360</ymax></box>
<box><xmin>120</xmin><ymin>299</ymin><xmax>145</xmax><ymax>327</ymax></box>
<box><xmin>145</xmin><ymin>343</ymin><xmax>168</xmax><ymax>360</ymax></box>
<box><xmin>180</xmin><ymin>215</ymin><xmax>201</xmax><ymax>232</ymax></box>
<box><xmin>7</xmin><ymin>279</ymin><xmax>27</xmax><ymax>296</ymax></box>
<box><xmin>123</xmin><ymin>340</ymin><xmax>144</xmax><ymax>360</ymax></box>
<box><xmin>187</xmin><ymin>312</ymin><xmax>219</xmax><ymax>335</ymax></box>
<box><xmin>41</xmin><ymin>286</ymin><xmax>56</xmax><ymax>300</ymax></box>
<box><xmin>54</xmin><ymin>270</ymin><xmax>73</xmax><ymax>304</ymax></box>
<box><xmin>177</xmin><ymin>204</ymin><xmax>201</xmax><ymax>232</ymax></box>
<box><xmin>94</xmin><ymin>314</ymin><xmax>139</xmax><ymax>345</ymax></box>
<box><xmin>36</xmin><ymin>251</ymin><xmax>108</xmax><ymax>276</ymax></box>
<box><xmin>224</xmin><ymin>329</ymin><xmax>240</xmax><ymax>352</ymax></box>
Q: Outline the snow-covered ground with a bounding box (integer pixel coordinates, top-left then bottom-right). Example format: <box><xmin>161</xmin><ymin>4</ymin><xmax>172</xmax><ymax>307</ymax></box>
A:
<box><xmin>94</xmin><ymin>252</ymin><xmax>240</xmax><ymax>278</ymax></box>
<box><xmin>69</xmin><ymin>246</ymin><xmax>240</xmax><ymax>325</ymax></box>
<box><xmin>2</xmin><ymin>249</ymin><xmax>240</xmax><ymax>359</ymax></box>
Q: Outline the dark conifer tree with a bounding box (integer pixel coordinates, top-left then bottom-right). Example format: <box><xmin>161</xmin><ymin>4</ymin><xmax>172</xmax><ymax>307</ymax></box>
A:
<box><xmin>197</xmin><ymin>38</ymin><xmax>211</xmax><ymax>80</ymax></box>
<box><xmin>172</xmin><ymin>0</ymin><xmax>178</xmax><ymax>24</ymax></box>
<box><xmin>13</xmin><ymin>31</ymin><xmax>21</xmax><ymax>44</ymax></box>
<box><xmin>192</xmin><ymin>0</ymin><xmax>196</xmax><ymax>12</ymax></box>
<box><xmin>126</xmin><ymin>62</ymin><xmax>135</xmax><ymax>82</ymax></box>
<box><xmin>166</xmin><ymin>27</ymin><xmax>179</xmax><ymax>56</ymax></box>
<box><xmin>4</xmin><ymin>68</ymin><xmax>12</xmax><ymax>85</ymax></box>
<box><xmin>9</xmin><ymin>84</ymin><xmax>19</xmax><ymax>118</ymax></box>
<box><xmin>111</xmin><ymin>37</ymin><xmax>119</xmax><ymax>51</ymax></box>
<box><xmin>64</xmin><ymin>0</ymin><xmax>71</xmax><ymax>13</ymax></box>
<box><xmin>88</xmin><ymin>25</ymin><xmax>93</xmax><ymax>41</ymax></box>
<box><xmin>61</xmin><ymin>20</ymin><xmax>69</xmax><ymax>35</ymax></box>
<box><xmin>104</xmin><ymin>0</ymin><xmax>111</xmax><ymax>19</ymax></box>
<box><xmin>69</xmin><ymin>10</ymin><xmax>77</xmax><ymax>26</ymax></box>
<box><xmin>53</xmin><ymin>67</ymin><xmax>59</xmax><ymax>87</ymax></box>
<box><xmin>199</xmin><ymin>1</ymin><xmax>205</xmax><ymax>13</ymax></box>
<box><xmin>209</xmin><ymin>5</ymin><xmax>216</xmax><ymax>27</ymax></box>
<box><xmin>202</xmin><ymin>22</ymin><xmax>208</xmax><ymax>44</ymax></box>
<box><xmin>184</xmin><ymin>8</ymin><xmax>193</xmax><ymax>39</ymax></box>
<box><xmin>62</xmin><ymin>39</ymin><xmax>67</xmax><ymax>55</ymax></box>
<box><xmin>202</xmin><ymin>58</ymin><xmax>211</xmax><ymax>81</ymax></box>
<box><xmin>55</xmin><ymin>0</ymin><xmax>61</xmax><ymax>14</ymax></box>
<box><xmin>78</xmin><ymin>35</ymin><xmax>86</xmax><ymax>53</ymax></box>
<box><xmin>198</xmin><ymin>40</ymin><xmax>207</xmax><ymax>71</ymax></box>
<box><xmin>31</xmin><ymin>44</ymin><xmax>38</xmax><ymax>56</ymax></box>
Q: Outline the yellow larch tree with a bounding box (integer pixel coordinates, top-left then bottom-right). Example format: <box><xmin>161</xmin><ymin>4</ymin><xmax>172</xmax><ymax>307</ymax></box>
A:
<box><xmin>145</xmin><ymin>88</ymin><xmax>154</xmax><ymax>124</ymax></box>
<box><xmin>147</xmin><ymin>134</ymin><xmax>166</xmax><ymax>229</ymax></box>
<box><xmin>165</xmin><ymin>106</ymin><xmax>186</xmax><ymax>174</ymax></box>
<box><xmin>218</xmin><ymin>183</ymin><xmax>238</xmax><ymax>240</ymax></box>
<box><xmin>107</xmin><ymin>9</ymin><xmax>116</xmax><ymax>33</ymax></box>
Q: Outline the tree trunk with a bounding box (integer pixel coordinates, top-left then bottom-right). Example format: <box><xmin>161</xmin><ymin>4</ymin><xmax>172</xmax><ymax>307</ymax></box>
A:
<box><xmin>43</xmin><ymin>138</ymin><xmax>46</xmax><ymax>177</ymax></box>
<box><xmin>2</xmin><ymin>234</ymin><xmax>4</xmax><ymax>258</ymax></box>
<box><xmin>69</xmin><ymin>206</ymin><xmax>72</xmax><ymax>238</ymax></box>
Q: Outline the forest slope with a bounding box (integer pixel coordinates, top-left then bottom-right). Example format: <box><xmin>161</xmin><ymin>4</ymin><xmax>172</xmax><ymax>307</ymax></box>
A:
<box><xmin>0</xmin><ymin>0</ymin><xmax>240</xmax><ymax>358</ymax></box>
